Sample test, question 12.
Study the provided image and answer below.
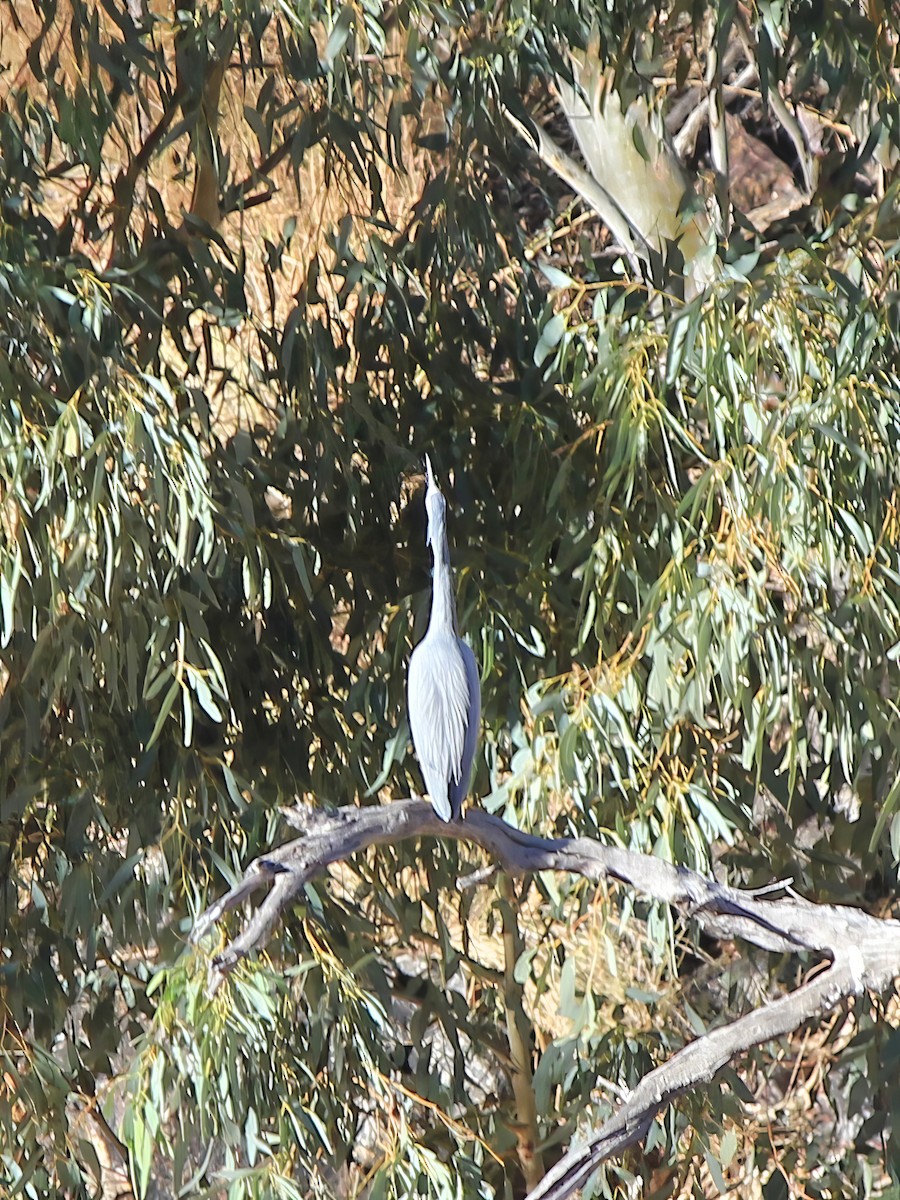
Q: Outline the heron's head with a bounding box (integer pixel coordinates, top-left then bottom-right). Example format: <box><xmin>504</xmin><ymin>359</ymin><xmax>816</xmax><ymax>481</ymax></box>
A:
<box><xmin>423</xmin><ymin>454</ymin><xmax>446</xmax><ymax>549</ymax></box>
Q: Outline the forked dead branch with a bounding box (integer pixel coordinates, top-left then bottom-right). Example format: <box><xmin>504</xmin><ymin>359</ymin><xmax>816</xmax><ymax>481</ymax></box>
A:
<box><xmin>193</xmin><ymin>799</ymin><xmax>900</xmax><ymax>1200</ymax></box>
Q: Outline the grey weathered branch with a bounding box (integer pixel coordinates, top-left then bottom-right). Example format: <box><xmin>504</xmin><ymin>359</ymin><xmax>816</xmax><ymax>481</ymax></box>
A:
<box><xmin>672</xmin><ymin>63</ymin><xmax>758</xmax><ymax>160</ymax></box>
<box><xmin>194</xmin><ymin>799</ymin><xmax>900</xmax><ymax>1200</ymax></box>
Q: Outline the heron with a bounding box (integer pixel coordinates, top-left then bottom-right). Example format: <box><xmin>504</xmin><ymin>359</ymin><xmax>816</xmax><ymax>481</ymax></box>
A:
<box><xmin>408</xmin><ymin>456</ymin><xmax>481</xmax><ymax>821</ymax></box>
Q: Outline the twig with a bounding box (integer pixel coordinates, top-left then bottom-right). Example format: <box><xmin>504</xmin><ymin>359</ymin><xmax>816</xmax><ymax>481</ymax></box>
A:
<box><xmin>458</xmin><ymin>863</ymin><xmax>498</xmax><ymax>890</ymax></box>
<box><xmin>704</xmin><ymin>6</ymin><xmax>732</xmax><ymax>237</ymax></box>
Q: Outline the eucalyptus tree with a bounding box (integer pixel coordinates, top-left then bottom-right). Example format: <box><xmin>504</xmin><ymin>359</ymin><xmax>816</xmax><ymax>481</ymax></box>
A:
<box><xmin>2</xmin><ymin>0</ymin><xmax>900</xmax><ymax>1197</ymax></box>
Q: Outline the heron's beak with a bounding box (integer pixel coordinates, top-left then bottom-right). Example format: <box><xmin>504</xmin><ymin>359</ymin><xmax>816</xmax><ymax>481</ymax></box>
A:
<box><xmin>423</xmin><ymin>456</ymin><xmax>441</xmax><ymax>547</ymax></box>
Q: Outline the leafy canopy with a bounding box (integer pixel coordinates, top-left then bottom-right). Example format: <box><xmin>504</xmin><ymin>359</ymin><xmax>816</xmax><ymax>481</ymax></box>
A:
<box><xmin>2</xmin><ymin>0</ymin><xmax>900</xmax><ymax>1197</ymax></box>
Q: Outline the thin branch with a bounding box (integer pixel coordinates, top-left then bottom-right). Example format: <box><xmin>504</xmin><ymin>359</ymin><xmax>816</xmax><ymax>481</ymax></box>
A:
<box><xmin>194</xmin><ymin>798</ymin><xmax>900</xmax><ymax>1199</ymax></box>
<box><xmin>108</xmin><ymin>88</ymin><xmax>185</xmax><ymax>258</ymax></box>
<box><xmin>703</xmin><ymin>6</ymin><xmax>732</xmax><ymax>239</ymax></box>
<box><xmin>673</xmin><ymin>63</ymin><xmax>758</xmax><ymax>160</ymax></box>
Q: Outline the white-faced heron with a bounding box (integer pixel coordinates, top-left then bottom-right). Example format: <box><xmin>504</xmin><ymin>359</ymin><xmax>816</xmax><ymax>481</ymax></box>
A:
<box><xmin>408</xmin><ymin>456</ymin><xmax>481</xmax><ymax>821</ymax></box>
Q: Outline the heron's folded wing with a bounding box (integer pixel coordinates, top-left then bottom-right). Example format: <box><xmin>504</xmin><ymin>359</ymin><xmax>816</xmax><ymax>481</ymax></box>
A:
<box><xmin>408</xmin><ymin>636</ymin><xmax>470</xmax><ymax>803</ymax></box>
<box><xmin>448</xmin><ymin>639</ymin><xmax>481</xmax><ymax>811</ymax></box>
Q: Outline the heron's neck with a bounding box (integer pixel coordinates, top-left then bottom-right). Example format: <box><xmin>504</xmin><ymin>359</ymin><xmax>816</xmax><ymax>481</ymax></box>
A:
<box><xmin>429</xmin><ymin>533</ymin><xmax>458</xmax><ymax>635</ymax></box>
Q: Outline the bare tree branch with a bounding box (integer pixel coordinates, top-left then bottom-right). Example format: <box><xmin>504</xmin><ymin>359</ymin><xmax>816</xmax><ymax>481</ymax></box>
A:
<box><xmin>672</xmin><ymin>63</ymin><xmax>758</xmax><ymax>160</ymax></box>
<box><xmin>194</xmin><ymin>798</ymin><xmax>869</xmax><ymax>967</ymax></box>
<box><xmin>194</xmin><ymin>799</ymin><xmax>900</xmax><ymax>1199</ymax></box>
<box><xmin>528</xmin><ymin>949</ymin><xmax>876</xmax><ymax>1200</ymax></box>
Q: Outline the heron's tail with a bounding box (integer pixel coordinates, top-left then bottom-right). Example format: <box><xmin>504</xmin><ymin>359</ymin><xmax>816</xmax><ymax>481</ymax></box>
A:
<box><xmin>429</xmin><ymin>790</ymin><xmax>453</xmax><ymax>822</ymax></box>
